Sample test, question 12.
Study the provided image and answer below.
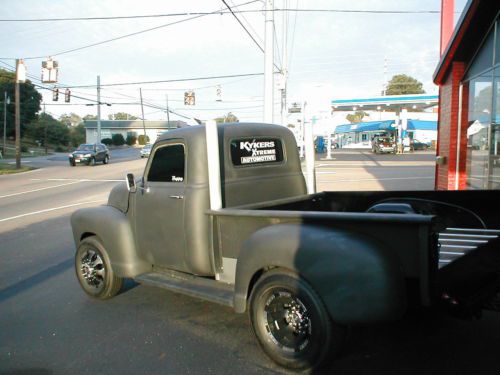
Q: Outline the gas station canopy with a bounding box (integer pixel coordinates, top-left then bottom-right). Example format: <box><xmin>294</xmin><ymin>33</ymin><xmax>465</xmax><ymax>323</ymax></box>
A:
<box><xmin>331</xmin><ymin>94</ymin><xmax>438</xmax><ymax>112</ymax></box>
<box><xmin>334</xmin><ymin>119</ymin><xmax>437</xmax><ymax>134</ymax></box>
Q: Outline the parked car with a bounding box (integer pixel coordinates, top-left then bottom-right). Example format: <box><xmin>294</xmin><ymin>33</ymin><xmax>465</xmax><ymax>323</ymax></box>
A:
<box><xmin>140</xmin><ymin>144</ymin><xmax>153</xmax><ymax>158</ymax></box>
<box><xmin>412</xmin><ymin>140</ymin><xmax>430</xmax><ymax>151</ymax></box>
<box><xmin>69</xmin><ymin>143</ymin><xmax>110</xmax><ymax>166</ymax></box>
<box><xmin>372</xmin><ymin>136</ymin><xmax>396</xmax><ymax>154</ymax></box>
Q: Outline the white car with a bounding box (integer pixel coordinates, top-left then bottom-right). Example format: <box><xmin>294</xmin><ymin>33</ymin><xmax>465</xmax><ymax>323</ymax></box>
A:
<box><xmin>140</xmin><ymin>144</ymin><xmax>152</xmax><ymax>158</ymax></box>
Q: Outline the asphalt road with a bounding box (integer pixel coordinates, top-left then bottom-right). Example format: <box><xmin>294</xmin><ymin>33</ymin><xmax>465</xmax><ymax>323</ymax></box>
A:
<box><xmin>1</xmin><ymin>148</ymin><xmax>500</xmax><ymax>375</ymax></box>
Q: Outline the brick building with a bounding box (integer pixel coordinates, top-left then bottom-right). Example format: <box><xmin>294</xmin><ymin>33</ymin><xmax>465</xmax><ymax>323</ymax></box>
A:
<box><xmin>433</xmin><ymin>0</ymin><xmax>499</xmax><ymax>190</ymax></box>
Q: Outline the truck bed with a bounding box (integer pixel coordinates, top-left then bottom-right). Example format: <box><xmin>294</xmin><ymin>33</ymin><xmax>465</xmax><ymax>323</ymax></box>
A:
<box><xmin>212</xmin><ymin>189</ymin><xmax>500</xmax><ymax>313</ymax></box>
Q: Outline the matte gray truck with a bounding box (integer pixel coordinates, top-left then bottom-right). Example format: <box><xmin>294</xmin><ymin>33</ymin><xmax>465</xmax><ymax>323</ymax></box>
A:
<box><xmin>71</xmin><ymin>123</ymin><xmax>500</xmax><ymax>371</ymax></box>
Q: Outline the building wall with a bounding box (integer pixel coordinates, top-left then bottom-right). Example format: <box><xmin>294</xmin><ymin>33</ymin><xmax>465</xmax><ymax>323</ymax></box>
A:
<box><xmin>85</xmin><ymin>128</ymin><xmax>166</xmax><ymax>144</ymax></box>
<box><xmin>435</xmin><ymin>62</ymin><xmax>469</xmax><ymax>190</ymax></box>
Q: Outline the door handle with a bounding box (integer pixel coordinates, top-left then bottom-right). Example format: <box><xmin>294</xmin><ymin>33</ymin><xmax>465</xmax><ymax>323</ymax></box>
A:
<box><xmin>169</xmin><ymin>195</ymin><xmax>184</xmax><ymax>199</ymax></box>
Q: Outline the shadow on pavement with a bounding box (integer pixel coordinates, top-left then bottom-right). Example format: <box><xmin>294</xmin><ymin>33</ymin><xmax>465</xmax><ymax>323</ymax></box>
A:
<box><xmin>0</xmin><ymin>258</ymin><xmax>73</xmax><ymax>303</ymax></box>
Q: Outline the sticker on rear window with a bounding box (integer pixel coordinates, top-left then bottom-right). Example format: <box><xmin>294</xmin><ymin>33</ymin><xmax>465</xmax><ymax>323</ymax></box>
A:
<box><xmin>230</xmin><ymin>138</ymin><xmax>284</xmax><ymax>166</ymax></box>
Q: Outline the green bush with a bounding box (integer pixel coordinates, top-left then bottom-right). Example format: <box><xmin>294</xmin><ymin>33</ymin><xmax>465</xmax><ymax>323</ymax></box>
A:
<box><xmin>55</xmin><ymin>145</ymin><xmax>66</xmax><ymax>152</ymax></box>
<box><xmin>101</xmin><ymin>138</ymin><xmax>113</xmax><ymax>146</ymax></box>
<box><xmin>138</xmin><ymin>134</ymin><xmax>150</xmax><ymax>145</ymax></box>
<box><xmin>21</xmin><ymin>145</ymin><xmax>29</xmax><ymax>152</ymax></box>
<box><xmin>112</xmin><ymin>133</ymin><xmax>125</xmax><ymax>146</ymax></box>
<box><xmin>126</xmin><ymin>134</ymin><xmax>137</xmax><ymax>146</ymax></box>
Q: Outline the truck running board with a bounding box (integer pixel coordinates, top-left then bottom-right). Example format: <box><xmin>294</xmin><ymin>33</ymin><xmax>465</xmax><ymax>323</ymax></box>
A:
<box><xmin>135</xmin><ymin>270</ymin><xmax>235</xmax><ymax>308</ymax></box>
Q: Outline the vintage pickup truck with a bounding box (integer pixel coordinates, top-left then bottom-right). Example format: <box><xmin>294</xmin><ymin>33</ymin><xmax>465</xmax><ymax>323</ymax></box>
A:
<box><xmin>71</xmin><ymin>122</ymin><xmax>500</xmax><ymax>371</ymax></box>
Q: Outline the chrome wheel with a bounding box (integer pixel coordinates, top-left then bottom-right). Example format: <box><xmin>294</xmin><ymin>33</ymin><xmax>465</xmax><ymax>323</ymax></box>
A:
<box><xmin>250</xmin><ymin>271</ymin><xmax>344</xmax><ymax>370</ymax></box>
<box><xmin>264</xmin><ymin>291</ymin><xmax>312</xmax><ymax>352</ymax></box>
<box><xmin>75</xmin><ymin>236</ymin><xmax>123</xmax><ymax>299</ymax></box>
<box><xmin>79</xmin><ymin>249</ymin><xmax>106</xmax><ymax>293</ymax></box>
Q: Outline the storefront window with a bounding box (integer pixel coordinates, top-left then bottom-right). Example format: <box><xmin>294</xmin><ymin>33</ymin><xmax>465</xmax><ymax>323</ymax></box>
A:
<box><xmin>467</xmin><ymin>74</ymin><xmax>492</xmax><ymax>189</ymax></box>
<box><xmin>464</xmin><ymin>18</ymin><xmax>499</xmax><ymax>189</ymax></box>
<box><xmin>489</xmin><ymin>68</ymin><xmax>500</xmax><ymax>188</ymax></box>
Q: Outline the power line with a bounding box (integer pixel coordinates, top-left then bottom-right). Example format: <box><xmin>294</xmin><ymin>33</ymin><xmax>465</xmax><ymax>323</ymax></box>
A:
<box><xmin>0</xmin><ymin>62</ymin><xmax>196</xmax><ymax>120</ymax></box>
<box><xmin>273</xmin><ymin>21</ymin><xmax>282</xmax><ymax>69</ymax></box>
<box><xmin>58</xmin><ymin>72</ymin><xmax>265</xmax><ymax>89</ymax></box>
<box><xmin>221</xmin><ymin>0</ymin><xmax>281</xmax><ymax>71</ymax></box>
<box><xmin>0</xmin><ymin>7</ymin><xmax>446</xmax><ymax>22</ymax></box>
<box><xmin>0</xmin><ymin>0</ymin><xmax>261</xmax><ymax>60</ymax></box>
<box><xmin>228</xmin><ymin>0</ymin><xmax>263</xmax><ymax>44</ymax></box>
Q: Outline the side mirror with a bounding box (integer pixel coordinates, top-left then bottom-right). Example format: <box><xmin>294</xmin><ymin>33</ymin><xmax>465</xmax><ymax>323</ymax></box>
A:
<box><xmin>126</xmin><ymin>173</ymin><xmax>137</xmax><ymax>193</ymax></box>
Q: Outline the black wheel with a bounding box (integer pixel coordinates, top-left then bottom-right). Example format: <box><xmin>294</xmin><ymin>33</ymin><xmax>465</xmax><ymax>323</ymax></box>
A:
<box><xmin>103</xmin><ymin>155</ymin><xmax>109</xmax><ymax>164</ymax></box>
<box><xmin>249</xmin><ymin>270</ymin><xmax>345</xmax><ymax>371</ymax></box>
<box><xmin>69</xmin><ymin>160</ymin><xmax>76</xmax><ymax>166</ymax></box>
<box><xmin>89</xmin><ymin>157</ymin><xmax>96</xmax><ymax>166</ymax></box>
<box><xmin>75</xmin><ymin>236</ymin><xmax>123</xmax><ymax>299</ymax></box>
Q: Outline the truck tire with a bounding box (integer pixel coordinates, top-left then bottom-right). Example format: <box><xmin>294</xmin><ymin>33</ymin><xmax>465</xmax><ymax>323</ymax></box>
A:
<box><xmin>103</xmin><ymin>155</ymin><xmax>109</xmax><ymax>164</ymax></box>
<box><xmin>89</xmin><ymin>157</ymin><xmax>96</xmax><ymax>166</ymax></box>
<box><xmin>75</xmin><ymin>236</ymin><xmax>123</xmax><ymax>300</ymax></box>
<box><xmin>249</xmin><ymin>270</ymin><xmax>345</xmax><ymax>371</ymax></box>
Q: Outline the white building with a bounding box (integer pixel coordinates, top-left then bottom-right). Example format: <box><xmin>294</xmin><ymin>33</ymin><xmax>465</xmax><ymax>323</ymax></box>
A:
<box><xmin>83</xmin><ymin>120</ymin><xmax>187</xmax><ymax>144</ymax></box>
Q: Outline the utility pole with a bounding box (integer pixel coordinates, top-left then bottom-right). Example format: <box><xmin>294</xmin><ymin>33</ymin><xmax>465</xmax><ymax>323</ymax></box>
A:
<box><xmin>139</xmin><ymin>88</ymin><xmax>146</xmax><ymax>137</ymax></box>
<box><xmin>97</xmin><ymin>75</ymin><xmax>101</xmax><ymax>143</ymax></box>
<box><xmin>166</xmin><ymin>94</ymin><xmax>170</xmax><ymax>126</ymax></box>
<box><xmin>305</xmin><ymin>114</ymin><xmax>316</xmax><ymax>194</ymax></box>
<box><xmin>43</xmin><ymin>103</ymin><xmax>48</xmax><ymax>154</ymax></box>
<box><xmin>15</xmin><ymin>59</ymin><xmax>23</xmax><ymax>169</ymax></box>
<box><xmin>382</xmin><ymin>56</ymin><xmax>388</xmax><ymax>96</ymax></box>
<box><xmin>280</xmin><ymin>0</ymin><xmax>288</xmax><ymax>127</ymax></box>
<box><xmin>3</xmin><ymin>91</ymin><xmax>8</xmax><ymax>157</ymax></box>
<box><xmin>263</xmin><ymin>0</ymin><xmax>274</xmax><ymax>123</ymax></box>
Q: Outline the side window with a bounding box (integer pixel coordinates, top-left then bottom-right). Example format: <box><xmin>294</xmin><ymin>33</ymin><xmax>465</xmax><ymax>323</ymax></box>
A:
<box><xmin>147</xmin><ymin>144</ymin><xmax>185</xmax><ymax>183</ymax></box>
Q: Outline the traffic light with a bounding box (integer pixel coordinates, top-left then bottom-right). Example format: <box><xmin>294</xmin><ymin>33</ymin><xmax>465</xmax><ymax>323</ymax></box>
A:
<box><xmin>184</xmin><ymin>90</ymin><xmax>195</xmax><ymax>106</ymax></box>
<box><xmin>216</xmin><ymin>85</ymin><xmax>222</xmax><ymax>102</ymax></box>
<box><xmin>65</xmin><ymin>88</ymin><xmax>71</xmax><ymax>103</ymax></box>
<box><xmin>52</xmin><ymin>87</ymin><xmax>59</xmax><ymax>101</ymax></box>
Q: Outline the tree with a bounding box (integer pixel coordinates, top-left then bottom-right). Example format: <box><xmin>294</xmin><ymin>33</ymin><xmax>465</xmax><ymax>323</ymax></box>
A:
<box><xmin>108</xmin><ymin>112</ymin><xmax>138</xmax><ymax>120</ymax></box>
<box><xmin>82</xmin><ymin>114</ymin><xmax>97</xmax><ymax>121</ymax></box>
<box><xmin>69</xmin><ymin>124</ymin><xmax>86</xmax><ymax>147</ymax></box>
<box><xmin>25</xmin><ymin>113</ymin><xmax>69</xmax><ymax>147</ymax></box>
<box><xmin>385</xmin><ymin>74</ymin><xmax>425</xmax><ymax>95</ymax></box>
<box><xmin>215</xmin><ymin>112</ymin><xmax>239</xmax><ymax>123</ymax></box>
<box><xmin>0</xmin><ymin>68</ymin><xmax>42</xmax><ymax>137</ymax></box>
<box><xmin>60</xmin><ymin>113</ymin><xmax>82</xmax><ymax>127</ymax></box>
<box><xmin>346</xmin><ymin>111</ymin><xmax>369</xmax><ymax>124</ymax></box>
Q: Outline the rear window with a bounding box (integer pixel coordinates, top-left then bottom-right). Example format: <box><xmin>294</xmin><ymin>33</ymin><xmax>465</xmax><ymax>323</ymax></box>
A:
<box><xmin>230</xmin><ymin>138</ymin><xmax>284</xmax><ymax>166</ymax></box>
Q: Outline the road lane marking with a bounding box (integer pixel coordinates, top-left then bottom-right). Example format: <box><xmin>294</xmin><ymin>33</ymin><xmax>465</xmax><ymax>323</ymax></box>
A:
<box><xmin>31</xmin><ymin>178</ymin><xmax>124</xmax><ymax>182</ymax></box>
<box><xmin>0</xmin><ymin>200</ymin><xmax>105</xmax><ymax>223</ymax></box>
<box><xmin>0</xmin><ymin>181</ymin><xmax>82</xmax><ymax>199</ymax></box>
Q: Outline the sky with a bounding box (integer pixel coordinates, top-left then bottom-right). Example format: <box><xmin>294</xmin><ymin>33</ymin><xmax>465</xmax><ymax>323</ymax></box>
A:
<box><xmin>0</xmin><ymin>0</ymin><xmax>468</xmax><ymax>125</ymax></box>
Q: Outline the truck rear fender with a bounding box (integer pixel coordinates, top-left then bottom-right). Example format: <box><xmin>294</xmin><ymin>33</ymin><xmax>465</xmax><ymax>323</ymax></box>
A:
<box><xmin>234</xmin><ymin>224</ymin><xmax>407</xmax><ymax>324</ymax></box>
<box><xmin>70</xmin><ymin>206</ymin><xmax>150</xmax><ymax>277</ymax></box>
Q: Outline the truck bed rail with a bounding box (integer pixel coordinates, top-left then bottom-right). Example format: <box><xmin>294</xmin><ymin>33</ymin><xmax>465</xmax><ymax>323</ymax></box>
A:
<box><xmin>438</xmin><ymin>228</ymin><xmax>500</xmax><ymax>268</ymax></box>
